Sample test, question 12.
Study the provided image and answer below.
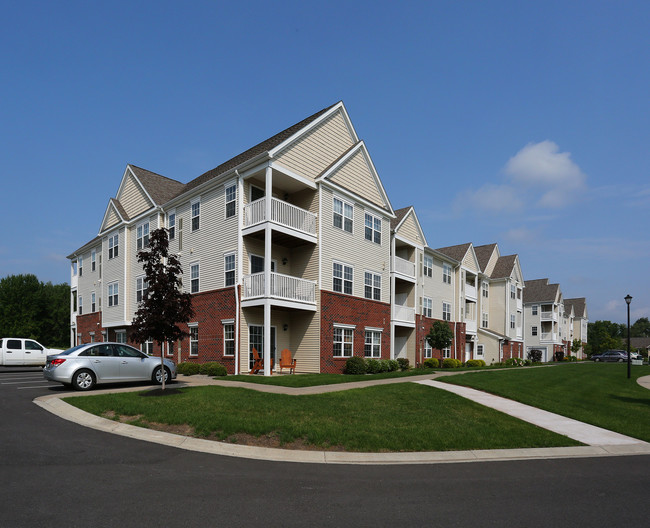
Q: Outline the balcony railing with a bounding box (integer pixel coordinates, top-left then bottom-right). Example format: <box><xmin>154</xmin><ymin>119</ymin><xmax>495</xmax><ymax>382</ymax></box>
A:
<box><xmin>540</xmin><ymin>332</ymin><xmax>558</xmax><ymax>342</ymax></box>
<box><xmin>243</xmin><ymin>197</ymin><xmax>317</xmax><ymax>236</ymax></box>
<box><xmin>465</xmin><ymin>319</ymin><xmax>477</xmax><ymax>333</ymax></box>
<box><xmin>242</xmin><ymin>272</ymin><xmax>316</xmax><ymax>304</ymax></box>
<box><xmin>393</xmin><ymin>256</ymin><xmax>415</xmax><ymax>278</ymax></box>
<box><xmin>540</xmin><ymin>310</ymin><xmax>557</xmax><ymax>321</ymax></box>
<box><xmin>465</xmin><ymin>283</ymin><xmax>477</xmax><ymax>300</ymax></box>
<box><xmin>393</xmin><ymin>304</ymin><xmax>415</xmax><ymax>323</ymax></box>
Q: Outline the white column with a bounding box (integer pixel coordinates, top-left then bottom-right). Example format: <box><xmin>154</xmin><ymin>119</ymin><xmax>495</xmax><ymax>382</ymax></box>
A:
<box><xmin>264</xmin><ymin>166</ymin><xmax>273</xmax><ymax>375</ymax></box>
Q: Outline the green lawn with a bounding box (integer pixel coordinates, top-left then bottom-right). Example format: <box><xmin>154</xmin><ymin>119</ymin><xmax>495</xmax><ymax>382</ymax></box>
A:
<box><xmin>441</xmin><ymin>363</ymin><xmax>650</xmax><ymax>442</ymax></box>
<box><xmin>64</xmin><ymin>383</ymin><xmax>580</xmax><ymax>452</ymax></box>
<box><xmin>222</xmin><ymin>369</ymin><xmax>437</xmax><ymax>387</ymax></box>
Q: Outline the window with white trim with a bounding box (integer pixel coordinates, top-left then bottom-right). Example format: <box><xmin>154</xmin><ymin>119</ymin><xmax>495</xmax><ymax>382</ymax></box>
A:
<box><xmin>482</xmin><ymin>312</ymin><xmax>489</xmax><ymax>328</ymax></box>
<box><xmin>364</xmin><ymin>330</ymin><xmax>381</xmax><ymax>358</ymax></box>
<box><xmin>91</xmin><ymin>292</ymin><xmax>96</xmax><ymax>312</ymax></box>
<box><xmin>442</xmin><ymin>347</ymin><xmax>451</xmax><ymax>359</ymax></box>
<box><xmin>364</xmin><ymin>271</ymin><xmax>381</xmax><ymax>301</ymax></box>
<box><xmin>333</xmin><ymin>326</ymin><xmax>353</xmax><ymax>357</ymax></box>
<box><xmin>224</xmin><ymin>323</ymin><xmax>234</xmax><ymax>356</ymax></box>
<box><xmin>78</xmin><ymin>296</ymin><xmax>83</xmax><ymax>315</ymax></box>
<box><xmin>191</xmin><ymin>199</ymin><xmax>200</xmax><ymax>231</ymax></box>
<box><xmin>422</xmin><ymin>297</ymin><xmax>433</xmax><ymax>318</ymax></box>
<box><xmin>225</xmin><ymin>183</ymin><xmax>237</xmax><ymax>218</ymax></box>
<box><xmin>333</xmin><ymin>262</ymin><xmax>353</xmax><ymax>295</ymax></box>
<box><xmin>476</xmin><ymin>344</ymin><xmax>484</xmax><ymax>358</ymax></box>
<box><xmin>91</xmin><ymin>250</ymin><xmax>96</xmax><ymax>272</ymax></box>
<box><xmin>142</xmin><ymin>340</ymin><xmax>153</xmax><ymax>355</ymax></box>
<box><xmin>532</xmin><ymin>326</ymin><xmax>538</xmax><ymax>336</ymax></box>
<box><xmin>442</xmin><ymin>302</ymin><xmax>451</xmax><ymax>321</ymax></box>
<box><xmin>136</xmin><ymin>277</ymin><xmax>148</xmax><ymax>302</ymax></box>
<box><xmin>72</xmin><ymin>260</ymin><xmax>78</xmax><ymax>276</ymax></box>
<box><xmin>423</xmin><ymin>255</ymin><xmax>433</xmax><ymax>277</ymax></box>
<box><xmin>510</xmin><ymin>284</ymin><xmax>516</xmax><ymax>299</ymax></box>
<box><xmin>424</xmin><ymin>340</ymin><xmax>432</xmax><ymax>358</ymax></box>
<box><xmin>189</xmin><ymin>325</ymin><xmax>198</xmax><ymax>356</ymax></box>
<box><xmin>190</xmin><ymin>262</ymin><xmax>199</xmax><ymax>293</ymax></box>
<box><xmin>168</xmin><ymin>212</ymin><xmax>176</xmax><ymax>240</ymax></box>
<box><xmin>78</xmin><ymin>256</ymin><xmax>83</xmax><ymax>277</ymax></box>
<box><xmin>115</xmin><ymin>330</ymin><xmax>126</xmax><ymax>344</ymax></box>
<box><xmin>364</xmin><ymin>213</ymin><xmax>381</xmax><ymax>244</ymax></box>
<box><xmin>333</xmin><ymin>197</ymin><xmax>353</xmax><ymax>233</ymax></box>
<box><xmin>224</xmin><ymin>253</ymin><xmax>236</xmax><ymax>286</ymax></box>
<box><xmin>482</xmin><ymin>282</ymin><xmax>489</xmax><ymax>298</ymax></box>
<box><xmin>166</xmin><ymin>341</ymin><xmax>174</xmax><ymax>357</ymax></box>
<box><xmin>108</xmin><ymin>233</ymin><xmax>119</xmax><ymax>259</ymax></box>
<box><xmin>136</xmin><ymin>222</ymin><xmax>149</xmax><ymax>250</ymax></box>
<box><xmin>510</xmin><ymin>314</ymin><xmax>516</xmax><ymax>329</ymax></box>
<box><xmin>108</xmin><ymin>282</ymin><xmax>119</xmax><ymax>307</ymax></box>
<box><xmin>532</xmin><ymin>305</ymin><xmax>538</xmax><ymax>315</ymax></box>
<box><xmin>442</xmin><ymin>263</ymin><xmax>452</xmax><ymax>284</ymax></box>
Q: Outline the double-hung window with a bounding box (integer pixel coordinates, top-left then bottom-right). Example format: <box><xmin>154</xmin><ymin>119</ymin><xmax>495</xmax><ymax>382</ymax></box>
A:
<box><xmin>364</xmin><ymin>330</ymin><xmax>381</xmax><ymax>358</ymax></box>
<box><xmin>442</xmin><ymin>302</ymin><xmax>451</xmax><ymax>321</ymax></box>
<box><xmin>108</xmin><ymin>282</ymin><xmax>119</xmax><ymax>307</ymax></box>
<box><xmin>224</xmin><ymin>253</ymin><xmax>236</xmax><ymax>286</ymax></box>
<box><xmin>482</xmin><ymin>312</ymin><xmax>489</xmax><ymax>328</ymax></box>
<box><xmin>223</xmin><ymin>323</ymin><xmax>235</xmax><ymax>356</ymax></box>
<box><xmin>422</xmin><ymin>297</ymin><xmax>433</xmax><ymax>318</ymax></box>
<box><xmin>532</xmin><ymin>305</ymin><xmax>538</xmax><ymax>315</ymax></box>
<box><xmin>510</xmin><ymin>284</ymin><xmax>516</xmax><ymax>299</ymax></box>
<box><xmin>510</xmin><ymin>314</ymin><xmax>516</xmax><ymax>329</ymax></box>
<box><xmin>333</xmin><ymin>326</ymin><xmax>353</xmax><ymax>357</ymax></box>
<box><xmin>476</xmin><ymin>345</ymin><xmax>484</xmax><ymax>358</ymax></box>
<box><xmin>91</xmin><ymin>292</ymin><xmax>96</xmax><ymax>312</ymax></box>
<box><xmin>108</xmin><ymin>233</ymin><xmax>119</xmax><ymax>259</ymax></box>
<box><xmin>137</xmin><ymin>222</ymin><xmax>149</xmax><ymax>250</ymax></box>
<box><xmin>91</xmin><ymin>250</ymin><xmax>96</xmax><ymax>272</ymax></box>
<box><xmin>190</xmin><ymin>263</ymin><xmax>199</xmax><ymax>293</ymax></box>
<box><xmin>532</xmin><ymin>326</ymin><xmax>538</xmax><ymax>336</ymax></box>
<box><xmin>225</xmin><ymin>183</ymin><xmax>237</xmax><ymax>218</ymax></box>
<box><xmin>191</xmin><ymin>200</ymin><xmax>200</xmax><ymax>231</ymax></box>
<box><xmin>442</xmin><ymin>263</ymin><xmax>452</xmax><ymax>284</ymax></box>
<box><xmin>168</xmin><ymin>212</ymin><xmax>176</xmax><ymax>239</ymax></box>
<box><xmin>136</xmin><ymin>277</ymin><xmax>148</xmax><ymax>302</ymax></box>
<box><xmin>364</xmin><ymin>213</ymin><xmax>381</xmax><ymax>244</ymax></box>
<box><xmin>364</xmin><ymin>271</ymin><xmax>381</xmax><ymax>301</ymax></box>
<box><xmin>482</xmin><ymin>282</ymin><xmax>489</xmax><ymax>298</ymax></box>
<box><xmin>189</xmin><ymin>325</ymin><xmax>198</xmax><ymax>356</ymax></box>
<box><xmin>333</xmin><ymin>262</ymin><xmax>353</xmax><ymax>295</ymax></box>
<box><xmin>424</xmin><ymin>340</ymin><xmax>432</xmax><ymax>358</ymax></box>
<box><xmin>423</xmin><ymin>255</ymin><xmax>433</xmax><ymax>277</ymax></box>
<box><xmin>78</xmin><ymin>296</ymin><xmax>83</xmax><ymax>315</ymax></box>
<box><xmin>333</xmin><ymin>197</ymin><xmax>353</xmax><ymax>233</ymax></box>
<box><xmin>78</xmin><ymin>256</ymin><xmax>83</xmax><ymax>277</ymax></box>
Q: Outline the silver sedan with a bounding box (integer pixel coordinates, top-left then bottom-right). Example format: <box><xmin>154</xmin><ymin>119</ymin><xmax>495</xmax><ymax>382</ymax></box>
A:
<box><xmin>44</xmin><ymin>342</ymin><xmax>176</xmax><ymax>391</ymax></box>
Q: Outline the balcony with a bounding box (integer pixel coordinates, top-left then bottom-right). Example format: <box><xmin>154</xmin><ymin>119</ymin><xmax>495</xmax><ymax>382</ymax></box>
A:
<box><xmin>392</xmin><ymin>256</ymin><xmax>416</xmax><ymax>281</ymax></box>
<box><xmin>540</xmin><ymin>310</ymin><xmax>557</xmax><ymax>321</ymax></box>
<box><xmin>465</xmin><ymin>319</ymin><xmax>477</xmax><ymax>333</ymax></box>
<box><xmin>540</xmin><ymin>332</ymin><xmax>558</xmax><ymax>342</ymax></box>
<box><xmin>465</xmin><ymin>283</ymin><xmax>477</xmax><ymax>300</ymax></box>
<box><xmin>242</xmin><ymin>272</ymin><xmax>316</xmax><ymax>308</ymax></box>
<box><xmin>243</xmin><ymin>197</ymin><xmax>317</xmax><ymax>241</ymax></box>
<box><xmin>393</xmin><ymin>304</ymin><xmax>415</xmax><ymax>326</ymax></box>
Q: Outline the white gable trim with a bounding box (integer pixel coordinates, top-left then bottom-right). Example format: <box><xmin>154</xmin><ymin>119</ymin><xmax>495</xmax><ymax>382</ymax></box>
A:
<box><xmin>321</xmin><ymin>180</ymin><xmax>395</xmax><ymax>218</ymax></box>
<box><xmin>393</xmin><ymin>207</ymin><xmax>428</xmax><ymax>248</ymax></box>
<box><xmin>115</xmin><ymin>166</ymin><xmax>155</xmax><ymax>209</ymax></box>
<box><xmin>99</xmin><ymin>200</ymin><xmax>126</xmax><ymax>234</ymax></box>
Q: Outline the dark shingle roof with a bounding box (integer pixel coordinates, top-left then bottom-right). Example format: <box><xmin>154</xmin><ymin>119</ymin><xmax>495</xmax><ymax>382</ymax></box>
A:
<box><xmin>391</xmin><ymin>206</ymin><xmax>412</xmax><ymax>230</ymax></box>
<box><xmin>474</xmin><ymin>243</ymin><xmax>497</xmax><ymax>272</ymax></box>
<box><xmin>523</xmin><ymin>278</ymin><xmax>560</xmax><ymax>303</ymax></box>
<box><xmin>130</xmin><ymin>165</ymin><xmax>185</xmax><ymax>205</ymax></box>
<box><xmin>564</xmin><ymin>298</ymin><xmax>587</xmax><ymax>318</ymax></box>
<box><xmin>491</xmin><ymin>255</ymin><xmax>517</xmax><ymax>279</ymax></box>
<box><xmin>436</xmin><ymin>243</ymin><xmax>472</xmax><ymax>262</ymax></box>
<box><xmin>110</xmin><ymin>198</ymin><xmax>129</xmax><ymax>222</ymax></box>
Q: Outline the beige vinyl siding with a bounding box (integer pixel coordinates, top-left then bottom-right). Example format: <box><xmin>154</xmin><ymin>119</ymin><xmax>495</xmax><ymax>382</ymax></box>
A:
<box><xmin>102</xmin><ymin>227</ymin><xmax>126</xmax><ymax>325</ymax></box>
<box><xmin>477</xmin><ymin>334</ymin><xmax>500</xmax><ymax>364</ymax></box>
<box><xmin>126</xmin><ymin>214</ymin><xmax>159</xmax><ymax>319</ymax></box>
<box><xmin>490</xmin><ymin>281</ymin><xmax>507</xmax><ymax>334</ymax></box>
<box><xmin>274</xmin><ymin>110</ymin><xmax>355</xmax><ymax>180</ymax></box>
<box><xmin>422</xmin><ymin>255</ymin><xmax>455</xmax><ymax>320</ymax></box>
<box><xmin>103</xmin><ymin>206</ymin><xmax>120</xmax><ymax>231</ymax></box>
<box><xmin>483</xmin><ymin>249</ymin><xmax>499</xmax><ymax>276</ymax></box>
<box><xmin>462</xmin><ymin>250</ymin><xmax>479</xmax><ymax>273</ymax></box>
<box><xmin>75</xmin><ymin>247</ymin><xmax>97</xmax><ymax>318</ymax></box>
<box><xmin>327</xmin><ymin>149</ymin><xmax>387</xmax><ymax>209</ymax></box>
<box><xmin>118</xmin><ymin>170</ymin><xmax>153</xmax><ymax>220</ymax></box>
<box><xmin>396</xmin><ymin>213</ymin><xmax>423</xmax><ymax>246</ymax></box>
<box><xmin>320</xmin><ymin>186</ymin><xmax>390</xmax><ymax>303</ymax></box>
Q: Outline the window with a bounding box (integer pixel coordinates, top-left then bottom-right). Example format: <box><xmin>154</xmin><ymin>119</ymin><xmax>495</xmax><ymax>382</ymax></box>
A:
<box><xmin>532</xmin><ymin>305</ymin><xmax>538</xmax><ymax>315</ymax></box>
<box><xmin>333</xmin><ymin>326</ymin><xmax>353</xmax><ymax>357</ymax></box>
<box><xmin>482</xmin><ymin>312</ymin><xmax>489</xmax><ymax>328</ymax></box>
<box><xmin>191</xmin><ymin>199</ymin><xmax>200</xmax><ymax>231</ymax></box>
<box><xmin>224</xmin><ymin>323</ymin><xmax>235</xmax><ymax>356</ymax></box>
<box><xmin>142</xmin><ymin>340</ymin><xmax>153</xmax><ymax>355</ymax></box>
<box><xmin>476</xmin><ymin>345</ymin><xmax>484</xmax><ymax>358</ymax></box>
<box><xmin>91</xmin><ymin>292</ymin><xmax>96</xmax><ymax>312</ymax></box>
<box><xmin>78</xmin><ymin>256</ymin><xmax>83</xmax><ymax>277</ymax></box>
<box><xmin>189</xmin><ymin>326</ymin><xmax>198</xmax><ymax>356</ymax></box>
<box><xmin>91</xmin><ymin>250</ymin><xmax>96</xmax><ymax>272</ymax></box>
<box><xmin>108</xmin><ymin>282</ymin><xmax>119</xmax><ymax>307</ymax></box>
<box><xmin>333</xmin><ymin>262</ymin><xmax>353</xmax><ymax>295</ymax></box>
<box><xmin>364</xmin><ymin>330</ymin><xmax>381</xmax><ymax>358</ymax></box>
<box><xmin>424</xmin><ymin>340</ymin><xmax>432</xmax><ymax>358</ymax></box>
<box><xmin>482</xmin><ymin>282</ymin><xmax>489</xmax><ymax>298</ymax></box>
<box><xmin>108</xmin><ymin>233</ymin><xmax>119</xmax><ymax>259</ymax></box>
<box><xmin>115</xmin><ymin>331</ymin><xmax>127</xmax><ymax>344</ymax></box>
<box><xmin>532</xmin><ymin>326</ymin><xmax>538</xmax><ymax>336</ymax></box>
<box><xmin>136</xmin><ymin>277</ymin><xmax>148</xmax><ymax>302</ymax></box>
<box><xmin>168</xmin><ymin>212</ymin><xmax>176</xmax><ymax>240</ymax></box>
<box><xmin>72</xmin><ymin>261</ymin><xmax>78</xmax><ymax>276</ymax></box>
<box><xmin>510</xmin><ymin>314</ymin><xmax>516</xmax><ymax>329</ymax></box>
<box><xmin>225</xmin><ymin>183</ymin><xmax>237</xmax><ymax>218</ymax></box>
<box><xmin>422</xmin><ymin>297</ymin><xmax>433</xmax><ymax>318</ymax></box>
<box><xmin>423</xmin><ymin>255</ymin><xmax>433</xmax><ymax>277</ymax></box>
<box><xmin>442</xmin><ymin>302</ymin><xmax>451</xmax><ymax>321</ymax></box>
<box><xmin>190</xmin><ymin>263</ymin><xmax>199</xmax><ymax>293</ymax></box>
<box><xmin>224</xmin><ymin>253</ymin><xmax>236</xmax><ymax>286</ymax></box>
<box><xmin>442</xmin><ymin>263</ymin><xmax>452</xmax><ymax>284</ymax></box>
<box><xmin>166</xmin><ymin>341</ymin><xmax>174</xmax><ymax>357</ymax></box>
<box><xmin>137</xmin><ymin>222</ymin><xmax>149</xmax><ymax>250</ymax></box>
<box><xmin>333</xmin><ymin>197</ymin><xmax>353</xmax><ymax>233</ymax></box>
<box><xmin>510</xmin><ymin>284</ymin><xmax>516</xmax><ymax>299</ymax></box>
<box><xmin>364</xmin><ymin>213</ymin><xmax>381</xmax><ymax>244</ymax></box>
<box><xmin>72</xmin><ymin>290</ymin><xmax>77</xmax><ymax>312</ymax></box>
<box><xmin>364</xmin><ymin>271</ymin><xmax>381</xmax><ymax>301</ymax></box>
<box><xmin>78</xmin><ymin>296</ymin><xmax>83</xmax><ymax>315</ymax></box>
<box><xmin>442</xmin><ymin>347</ymin><xmax>451</xmax><ymax>359</ymax></box>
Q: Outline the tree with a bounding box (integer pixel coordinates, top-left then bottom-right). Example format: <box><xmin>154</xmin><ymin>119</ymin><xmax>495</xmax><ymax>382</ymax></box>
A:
<box><xmin>426</xmin><ymin>320</ymin><xmax>454</xmax><ymax>361</ymax></box>
<box><xmin>570</xmin><ymin>338</ymin><xmax>582</xmax><ymax>358</ymax></box>
<box><xmin>631</xmin><ymin>317</ymin><xmax>650</xmax><ymax>338</ymax></box>
<box><xmin>130</xmin><ymin>228</ymin><xmax>194</xmax><ymax>390</ymax></box>
<box><xmin>586</xmin><ymin>320</ymin><xmax>624</xmax><ymax>357</ymax></box>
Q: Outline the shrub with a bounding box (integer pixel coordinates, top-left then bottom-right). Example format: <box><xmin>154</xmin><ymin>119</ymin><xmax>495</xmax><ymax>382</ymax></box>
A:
<box><xmin>423</xmin><ymin>358</ymin><xmax>439</xmax><ymax>369</ymax></box>
<box><xmin>397</xmin><ymin>358</ymin><xmax>410</xmax><ymax>371</ymax></box>
<box><xmin>465</xmin><ymin>359</ymin><xmax>485</xmax><ymax>368</ymax></box>
<box><xmin>344</xmin><ymin>356</ymin><xmax>367</xmax><ymax>375</ymax></box>
<box><xmin>523</xmin><ymin>359</ymin><xmax>533</xmax><ymax>366</ymax></box>
<box><xmin>527</xmin><ymin>349</ymin><xmax>543</xmax><ymax>363</ymax></box>
<box><xmin>199</xmin><ymin>362</ymin><xmax>227</xmax><ymax>377</ymax></box>
<box><xmin>366</xmin><ymin>359</ymin><xmax>382</xmax><ymax>374</ymax></box>
<box><xmin>505</xmin><ymin>357</ymin><xmax>525</xmax><ymax>367</ymax></box>
<box><xmin>554</xmin><ymin>351</ymin><xmax>565</xmax><ymax>362</ymax></box>
<box><xmin>387</xmin><ymin>359</ymin><xmax>399</xmax><ymax>372</ymax></box>
<box><xmin>442</xmin><ymin>358</ymin><xmax>460</xmax><ymax>368</ymax></box>
<box><xmin>176</xmin><ymin>362</ymin><xmax>201</xmax><ymax>376</ymax></box>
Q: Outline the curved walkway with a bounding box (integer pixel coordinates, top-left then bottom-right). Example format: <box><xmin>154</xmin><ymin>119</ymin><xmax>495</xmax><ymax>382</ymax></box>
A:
<box><xmin>34</xmin><ymin>373</ymin><xmax>650</xmax><ymax>465</ymax></box>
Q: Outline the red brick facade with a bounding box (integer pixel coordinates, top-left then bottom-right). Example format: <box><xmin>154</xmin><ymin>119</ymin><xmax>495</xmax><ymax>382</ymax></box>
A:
<box><xmin>415</xmin><ymin>315</ymin><xmax>467</xmax><ymax>366</ymax></box>
<box><xmin>501</xmin><ymin>340</ymin><xmax>524</xmax><ymax>360</ymax></box>
<box><xmin>320</xmin><ymin>290</ymin><xmax>391</xmax><ymax>374</ymax></box>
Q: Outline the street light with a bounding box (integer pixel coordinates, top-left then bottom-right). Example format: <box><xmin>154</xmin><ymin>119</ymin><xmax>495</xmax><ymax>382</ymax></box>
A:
<box><xmin>625</xmin><ymin>294</ymin><xmax>632</xmax><ymax>379</ymax></box>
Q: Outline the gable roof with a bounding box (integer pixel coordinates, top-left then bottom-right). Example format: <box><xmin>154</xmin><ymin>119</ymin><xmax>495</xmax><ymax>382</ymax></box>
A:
<box><xmin>564</xmin><ymin>298</ymin><xmax>587</xmax><ymax>318</ymax></box>
<box><xmin>391</xmin><ymin>207</ymin><xmax>411</xmax><ymax>231</ymax></box>
<box><xmin>491</xmin><ymin>254</ymin><xmax>518</xmax><ymax>279</ymax></box>
<box><xmin>474</xmin><ymin>243</ymin><xmax>498</xmax><ymax>273</ymax></box>
<box><xmin>523</xmin><ymin>278</ymin><xmax>560</xmax><ymax>303</ymax></box>
<box><xmin>129</xmin><ymin>165</ymin><xmax>185</xmax><ymax>205</ymax></box>
<box><xmin>436</xmin><ymin>243</ymin><xmax>472</xmax><ymax>262</ymax></box>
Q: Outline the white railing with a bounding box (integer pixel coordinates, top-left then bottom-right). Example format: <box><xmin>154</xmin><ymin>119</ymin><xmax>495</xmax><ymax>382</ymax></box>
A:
<box><xmin>540</xmin><ymin>332</ymin><xmax>557</xmax><ymax>342</ymax></box>
<box><xmin>465</xmin><ymin>283</ymin><xmax>477</xmax><ymax>300</ymax></box>
<box><xmin>242</xmin><ymin>272</ymin><xmax>316</xmax><ymax>304</ymax></box>
<box><xmin>393</xmin><ymin>256</ymin><xmax>415</xmax><ymax>278</ymax></box>
<box><xmin>516</xmin><ymin>297</ymin><xmax>523</xmax><ymax>310</ymax></box>
<box><xmin>393</xmin><ymin>304</ymin><xmax>415</xmax><ymax>323</ymax></box>
<box><xmin>243</xmin><ymin>197</ymin><xmax>317</xmax><ymax>236</ymax></box>
<box><xmin>465</xmin><ymin>319</ymin><xmax>477</xmax><ymax>333</ymax></box>
<box><xmin>541</xmin><ymin>311</ymin><xmax>557</xmax><ymax>321</ymax></box>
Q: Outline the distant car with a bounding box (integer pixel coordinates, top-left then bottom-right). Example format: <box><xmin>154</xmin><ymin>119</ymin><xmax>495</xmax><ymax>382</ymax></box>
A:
<box><xmin>591</xmin><ymin>349</ymin><xmax>641</xmax><ymax>362</ymax></box>
<box><xmin>0</xmin><ymin>338</ymin><xmax>61</xmax><ymax>366</ymax></box>
<box><xmin>44</xmin><ymin>342</ymin><xmax>176</xmax><ymax>391</ymax></box>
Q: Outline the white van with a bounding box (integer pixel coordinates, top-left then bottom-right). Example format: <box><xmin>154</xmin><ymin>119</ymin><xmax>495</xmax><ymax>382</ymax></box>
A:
<box><xmin>0</xmin><ymin>338</ymin><xmax>58</xmax><ymax>366</ymax></box>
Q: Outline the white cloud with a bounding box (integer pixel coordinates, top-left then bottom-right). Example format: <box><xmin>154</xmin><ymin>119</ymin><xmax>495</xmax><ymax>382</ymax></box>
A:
<box><xmin>504</xmin><ymin>140</ymin><xmax>587</xmax><ymax>208</ymax></box>
<box><xmin>453</xmin><ymin>184</ymin><xmax>524</xmax><ymax>214</ymax></box>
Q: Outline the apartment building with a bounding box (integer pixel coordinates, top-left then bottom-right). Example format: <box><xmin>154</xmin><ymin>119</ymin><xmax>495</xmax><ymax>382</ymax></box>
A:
<box><xmin>523</xmin><ymin>278</ymin><xmax>566</xmax><ymax>362</ymax></box>
<box><xmin>68</xmin><ymin>102</ymin><xmax>467</xmax><ymax>374</ymax></box>
<box><xmin>564</xmin><ymin>297</ymin><xmax>588</xmax><ymax>358</ymax></box>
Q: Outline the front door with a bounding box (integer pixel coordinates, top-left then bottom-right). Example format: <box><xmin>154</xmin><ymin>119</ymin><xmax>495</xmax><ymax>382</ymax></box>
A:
<box><xmin>465</xmin><ymin>342</ymin><xmax>472</xmax><ymax>362</ymax></box>
<box><xmin>249</xmin><ymin>325</ymin><xmax>276</xmax><ymax>371</ymax></box>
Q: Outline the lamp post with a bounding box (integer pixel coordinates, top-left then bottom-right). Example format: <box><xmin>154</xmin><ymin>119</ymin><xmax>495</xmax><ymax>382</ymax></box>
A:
<box><xmin>625</xmin><ymin>294</ymin><xmax>632</xmax><ymax>379</ymax></box>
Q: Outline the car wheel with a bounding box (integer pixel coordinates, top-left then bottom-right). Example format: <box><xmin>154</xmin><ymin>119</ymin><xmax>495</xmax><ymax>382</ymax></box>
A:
<box><xmin>72</xmin><ymin>369</ymin><xmax>96</xmax><ymax>391</ymax></box>
<box><xmin>618</xmin><ymin>358</ymin><xmax>624</xmax><ymax>362</ymax></box>
<box><xmin>152</xmin><ymin>366</ymin><xmax>170</xmax><ymax>385</ymax></box>
<box><xmin>594</xmin><ymin>358</ymin><xmax>600</xmax><ymax>362</ymax></box>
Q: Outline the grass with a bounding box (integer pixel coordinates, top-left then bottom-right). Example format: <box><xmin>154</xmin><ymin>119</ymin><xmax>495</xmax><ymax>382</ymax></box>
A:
<box><xmin>64</xmin><ymin>383</ymin><xmax>580</xmax><ymax>452</ymax></box>
<box><xmin>441</xmin><ymin>362</ymin><xmax>650</xmax><ymax>442</ymax></box>
<box><xmin>222</xmin><ymin>369</ymin><xmax>437</xmax><ymax>387</ymax></box>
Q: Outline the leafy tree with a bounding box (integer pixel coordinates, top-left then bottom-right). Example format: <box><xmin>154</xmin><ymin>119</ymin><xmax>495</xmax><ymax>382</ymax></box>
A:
<box><xmin>631</xmin><ymin>317</ymin><xmax>650</xmax><ymax>338</ymax></box>
<box><xmin>586</xmin><ymin>320</ymin><xmax>624</xmax><ymax>357</ymax></box>
<box><xmin>130</xmin><ymin>228</ymin><xmax>193</xmax><ymax>390</ymax></box>
<box><xmin>426</xmin><ymin>320</ymin><xmax>454</xmax><ymax>360</ymax></box>
<box><xmin>570</xmin><ymin>338</ymin><xmax>582</xmax><ymax>357</ymax></box>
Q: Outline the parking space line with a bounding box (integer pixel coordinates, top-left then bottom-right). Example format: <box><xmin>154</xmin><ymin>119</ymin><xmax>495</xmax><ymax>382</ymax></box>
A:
<box><xmin>18</xmin><ymin>385</ymin><xmax>57</xmax><ymax>389</ymax></box>
<box><xmin>2</xmin><ymin>380</ymin><xmax>49</xmax><ymax>385</ymax></box>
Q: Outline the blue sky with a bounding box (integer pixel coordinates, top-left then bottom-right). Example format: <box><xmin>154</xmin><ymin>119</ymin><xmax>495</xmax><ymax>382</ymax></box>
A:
<box><xmin>1</xmin><ymin>0</ymin><xmax>648</xmax><ymax>324</ymax></box>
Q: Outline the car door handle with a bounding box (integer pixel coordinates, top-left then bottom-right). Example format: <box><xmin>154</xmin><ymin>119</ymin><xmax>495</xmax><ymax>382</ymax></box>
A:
<box><xmin>93</xmin><ymin>359</ymin><xmax>101</xmax><ymax>363</ymax></box>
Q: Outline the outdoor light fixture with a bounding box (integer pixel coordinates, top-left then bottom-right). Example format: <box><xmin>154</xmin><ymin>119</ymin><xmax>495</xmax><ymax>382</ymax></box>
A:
<box><xmin>282</xmin><ymin>257</ymin><xmax>288</xmax><ymax>265</ymax></box>
<box><xmin>625</xmin><ymin>294</ymin><xmax>632</xmax><ymax>379</ymax></box>
<box><xmin>283</xmin><ymin>324</ymin><xmax>288</xmax><ymax>331</ymax></box>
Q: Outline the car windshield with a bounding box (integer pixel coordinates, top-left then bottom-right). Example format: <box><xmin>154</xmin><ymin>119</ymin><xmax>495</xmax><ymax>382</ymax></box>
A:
<box><xmin>57</xmin><ymin>344</ymin><xmax>88</xmax><ymax>356</ymax></box>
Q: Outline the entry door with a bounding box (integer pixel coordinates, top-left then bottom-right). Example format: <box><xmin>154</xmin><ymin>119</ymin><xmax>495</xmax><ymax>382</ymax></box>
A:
<box><xmin>394</xmin><ymin>336</ymin><xmax>407</xmax><ymax>359</ymax></box>
<box><xmin>465</xmin><ymin>342</ymin><xmax>472</xmax><ymax>362</ymax></box>
<box><xmin>249</xmin><ymin>326</ymin><xmax>277</xmax><ymax>370</ymax></box>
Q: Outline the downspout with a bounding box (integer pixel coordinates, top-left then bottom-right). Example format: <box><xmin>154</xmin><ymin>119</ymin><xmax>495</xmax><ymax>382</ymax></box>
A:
<box><xmin>235</xmin><ymin>169</ymin><xmax>243</xmax><ymax>375</ymax></box>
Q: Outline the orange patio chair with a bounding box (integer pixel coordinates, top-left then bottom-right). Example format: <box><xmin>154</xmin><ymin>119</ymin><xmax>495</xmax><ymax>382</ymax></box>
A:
<box><xmin>279</xmin><ymin>348</ymin><xmax>297</xmax><ymax>374</ymax></box>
